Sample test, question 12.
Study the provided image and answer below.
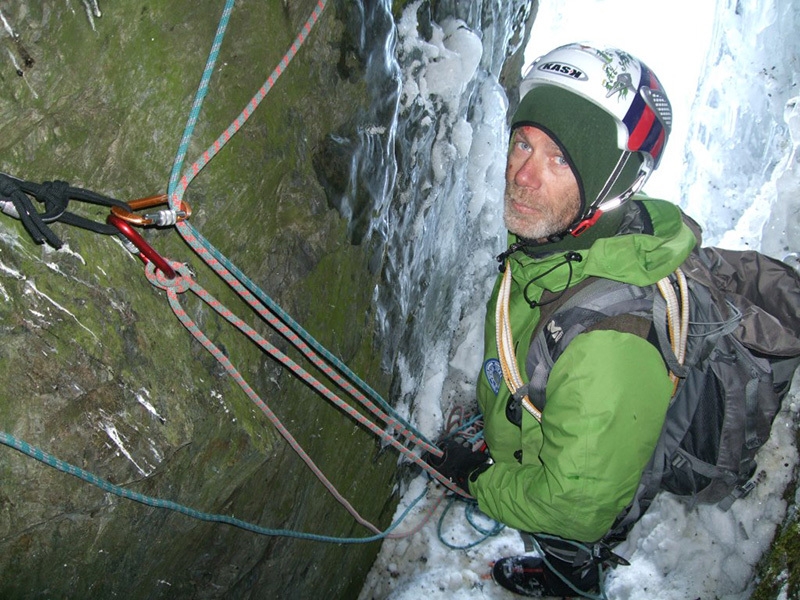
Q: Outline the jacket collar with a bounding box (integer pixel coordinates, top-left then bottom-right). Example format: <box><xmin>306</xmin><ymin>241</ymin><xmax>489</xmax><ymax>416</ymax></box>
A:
<box><xmin>501</xmin><ymin>198</ymin><xmax>697</xmax><ymax>293</ymax></box>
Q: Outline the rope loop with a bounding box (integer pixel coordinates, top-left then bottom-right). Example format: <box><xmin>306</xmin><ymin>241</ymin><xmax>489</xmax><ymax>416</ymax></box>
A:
<box><xmin>145</xmin><ymin>260</ymin><xmax>193</xmax><ymax>293</ymax></box>
<box><xmin>1</xmin><ymin>0</ymin><xmax>455</xmax><ymax>547</ymax></box>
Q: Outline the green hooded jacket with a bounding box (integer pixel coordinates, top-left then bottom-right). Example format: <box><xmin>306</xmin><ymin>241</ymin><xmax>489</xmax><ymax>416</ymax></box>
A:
<box><xmin>470</xmin><ymin>197</ymin><xmax>698</xmax><ymax>542</ymax></box>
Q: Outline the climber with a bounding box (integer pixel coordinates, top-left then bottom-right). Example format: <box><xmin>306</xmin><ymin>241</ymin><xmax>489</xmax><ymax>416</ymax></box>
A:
<box><xmin>427</xmin><ymin>42</ymin><xmax>694</xmax><ymax>597</ymax></box>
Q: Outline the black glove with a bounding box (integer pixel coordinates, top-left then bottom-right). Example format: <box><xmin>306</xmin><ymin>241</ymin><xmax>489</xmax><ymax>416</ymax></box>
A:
<box><xmin>424</xmin><ymin>435</ymin><xmax>490</xmax><ymax>494</ymax></box>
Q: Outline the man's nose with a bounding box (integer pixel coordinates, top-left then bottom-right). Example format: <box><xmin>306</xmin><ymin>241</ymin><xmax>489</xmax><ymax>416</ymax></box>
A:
<box><xmin>514</xmin><ymin>155</ymin><xmax>543</xmax><ymax>189</ymax></box>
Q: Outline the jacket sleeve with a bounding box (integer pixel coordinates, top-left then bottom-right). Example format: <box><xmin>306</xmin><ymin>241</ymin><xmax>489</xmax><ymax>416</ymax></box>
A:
<box><xmin>470</xmin><ymin>328</ymin><xmax>673</xmax><ymax>542</ymax></box>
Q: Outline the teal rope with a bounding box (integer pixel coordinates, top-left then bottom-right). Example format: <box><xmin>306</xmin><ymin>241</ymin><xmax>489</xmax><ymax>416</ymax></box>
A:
<box><xmin>182</xmin><ymin>222</ymin><xmax>437</xmax><ymax>451</ymax></box>
<box><xmin>0</xmin><ymin>430</ymin><xmax>426</xmax><ymax>544</ymax></box>
<box><xmin>436</xmin><ymin>496</ymin><xmax>505</xmax><ymax>550</ymax></box>
<box><xmin>0</xmin><ymin>1</ymin><xmax>458</xmax><ymax>550</ymax></box>
<box><xmin>167</xmin><ymin>0</ymin><xmax>234</xmax><ymax>198</ymax></box>
<box><xmin>160</xmin><ymin>0</ymin><xmax>437</xmax><ymax>454</ymax></box>
<box><xmin>444</xmin><ymin>412</ymin><xmax>485</xmax><ymax>446</ymax></box>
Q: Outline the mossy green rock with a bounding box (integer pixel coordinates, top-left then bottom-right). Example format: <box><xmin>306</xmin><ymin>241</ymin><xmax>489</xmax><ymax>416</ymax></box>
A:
<box><xmin>0</xmin><ymin>1</ymin><xmax>402</xmax><ymax>598</ymax></box>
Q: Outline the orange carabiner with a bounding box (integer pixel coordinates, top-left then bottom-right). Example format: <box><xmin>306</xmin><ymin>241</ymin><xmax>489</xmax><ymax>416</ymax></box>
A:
<box><xmin>110</xmin><ymin>194</ymin><xmax>191</xmax><ymax>227</ymax></box>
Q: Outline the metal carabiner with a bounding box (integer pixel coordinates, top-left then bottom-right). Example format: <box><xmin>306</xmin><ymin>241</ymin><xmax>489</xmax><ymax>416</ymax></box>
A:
<box><xmin>110</xmin><ymin>193</ymin><xmax>191</xmax><ymax>227</ymax></box>
<box><xmin>107</xmin><ymin>213</ymin><xmax>176</xmax><ymax>280</ymax></box>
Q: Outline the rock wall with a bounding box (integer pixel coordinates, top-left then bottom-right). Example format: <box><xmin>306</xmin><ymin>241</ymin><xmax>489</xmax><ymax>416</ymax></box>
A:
<box><xmin>0</xmin><ymin>1</ymin><xmax>534</xmax><ymax>598</ymax></box>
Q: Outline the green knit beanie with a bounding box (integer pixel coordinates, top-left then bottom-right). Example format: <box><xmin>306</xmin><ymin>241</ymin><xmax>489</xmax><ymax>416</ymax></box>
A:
<box><xmin>511</xmin><ymin>85</ymin><xmax>643</xmax><ymax>217</ymax></box>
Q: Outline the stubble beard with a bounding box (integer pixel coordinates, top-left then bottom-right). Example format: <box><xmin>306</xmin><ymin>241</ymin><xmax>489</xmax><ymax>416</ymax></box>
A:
<box><xmin>503</xmin><ymin>181</ymin><xmax>581</xmax><ymax>242</ymax></box>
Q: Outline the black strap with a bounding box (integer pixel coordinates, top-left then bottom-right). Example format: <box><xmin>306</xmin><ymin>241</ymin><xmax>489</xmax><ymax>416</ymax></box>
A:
<box><xmin>0</xmin><ymin>173</ymin><xmax>131</xmax><ymax>248</ymax></box>
<box><xmin>532</xmin><ymin>532</ymin><xmax>630</xmax><ymax>569</ymax></box>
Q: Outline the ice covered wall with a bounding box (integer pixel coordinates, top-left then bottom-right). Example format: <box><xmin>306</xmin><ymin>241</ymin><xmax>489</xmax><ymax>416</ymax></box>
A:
<box><xmin>371</xmin><ymin>1</ymin><xmax>533</xmax><ymax>439</ymax></box>
<box><xmin>681</xmin><ymin>0</ymin><xmax>800</xmax><ymax>255</ymax></box>
<box><xmin>761</xmin><ymin>97</ymin><xmax>800</xmax><ymax>269</ymax></box>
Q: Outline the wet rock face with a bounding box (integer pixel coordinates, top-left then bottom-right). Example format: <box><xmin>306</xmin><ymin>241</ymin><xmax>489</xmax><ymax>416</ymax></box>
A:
<box><xmin>0</xmin><ymin>1</ymin><xmax>397</xmax><ymax>598</ymax></box>
<box><xmin>0</xmin><ymin>1</ymin><xmax>535</xmax><ymax>598</ymax></box>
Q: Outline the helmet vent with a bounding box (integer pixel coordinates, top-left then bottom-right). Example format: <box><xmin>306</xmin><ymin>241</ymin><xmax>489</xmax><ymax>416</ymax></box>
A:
<box><xmin>643</xmin><ymin>88</ymin><xmax>673</xmax><ymax>132</ymax></box>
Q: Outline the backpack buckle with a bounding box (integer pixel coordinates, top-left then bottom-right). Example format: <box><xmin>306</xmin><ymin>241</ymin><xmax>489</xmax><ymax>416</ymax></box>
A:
<box><xmin>736</xmin><ymin>479</ymin><xmax>757</xmax><ymax>498</ymax></box>
<box><xmin>719</xmin><ymin>479</ymin><xmax>757</xmax><ymax>511</ymax></box>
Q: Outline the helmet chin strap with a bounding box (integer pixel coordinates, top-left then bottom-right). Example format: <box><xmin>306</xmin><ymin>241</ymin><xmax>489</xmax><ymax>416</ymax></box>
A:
<box><xmin>567</xmin><ymin>208</ymin><xmax>605</xmax><ymax>237</ymax></box>
<box><xmin>567</xmin><ymin>155</ymin><xmax>652</xmax><ymax>238</ymax></box>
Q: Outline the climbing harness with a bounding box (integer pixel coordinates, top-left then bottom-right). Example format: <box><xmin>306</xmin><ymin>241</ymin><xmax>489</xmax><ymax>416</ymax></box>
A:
<box><xmin>1</xmin><ymin>0</ymin><xmax>481</xmax><ymax>546</ymax></box>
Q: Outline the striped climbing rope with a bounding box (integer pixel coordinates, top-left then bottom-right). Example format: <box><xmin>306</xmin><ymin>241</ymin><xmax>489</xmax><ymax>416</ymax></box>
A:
<box><xmin>1</xmin><ymin>0</ymin><xmax>475</xmax><ymax>547</ymax></box>
<box><xmin>172</xmin><ymin>228</ymin><xmax>440</xmax><ymax>457</ymax></box>
<box><xmin>146</xmin><ymin>263</ymin><xmax>466</xmax><ymax>522</ymax></box>
<box><xmin>150</xmin><ymin>0</ymin><xmax>471</xmax><ymax>518</ymax></box>
<box><xmin>164</xmin><ymin>0</ymin><xmax>440</xmax><ymax>460</ymax></box>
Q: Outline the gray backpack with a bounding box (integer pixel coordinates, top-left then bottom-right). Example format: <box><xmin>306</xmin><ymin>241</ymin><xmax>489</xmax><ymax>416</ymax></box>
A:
<box><xmin>524</xmin><ymin>245</ymin><xmax>800</xmax><ymax>542</ymax></box>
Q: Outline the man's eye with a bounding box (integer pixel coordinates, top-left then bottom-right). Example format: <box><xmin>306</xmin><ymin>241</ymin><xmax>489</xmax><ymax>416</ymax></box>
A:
<box><xmin>555</xmin><ymin>155</ymin><xmax>568</xmax><ymax>166</ymax></box>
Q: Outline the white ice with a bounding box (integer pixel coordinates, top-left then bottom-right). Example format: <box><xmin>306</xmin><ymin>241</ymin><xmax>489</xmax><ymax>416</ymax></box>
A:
<box><xmin>361</xmin><ymin>1</ymin><xmax>800</xmax><ymax>599</ymax></box>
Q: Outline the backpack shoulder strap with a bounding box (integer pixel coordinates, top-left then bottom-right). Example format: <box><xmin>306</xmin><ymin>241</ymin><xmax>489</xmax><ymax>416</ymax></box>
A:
<box><xmin>525</xmin><ymin>278</ymin><xmax>656</xmax><ymax>413</ymax></box>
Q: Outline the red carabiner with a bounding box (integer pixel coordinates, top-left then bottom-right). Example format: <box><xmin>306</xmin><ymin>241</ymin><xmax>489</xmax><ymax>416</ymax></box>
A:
<box><xmin>108</xmin><ymin>213</ymin><xmax>176</xmax><ymax>280</ymax></box>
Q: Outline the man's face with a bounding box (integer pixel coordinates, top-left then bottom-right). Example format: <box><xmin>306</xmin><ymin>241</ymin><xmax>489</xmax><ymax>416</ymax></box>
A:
<box><xmin>503</xmin><ymin>126</ymin><xmax>581</xmax><ymax>241</ymax></box>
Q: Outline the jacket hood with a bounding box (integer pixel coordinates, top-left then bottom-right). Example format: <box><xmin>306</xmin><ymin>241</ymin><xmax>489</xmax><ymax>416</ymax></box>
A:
<box><xmin>504</xmin><ymin>197</ymin><xmax>697</xmax><ymax>292</ymax></box>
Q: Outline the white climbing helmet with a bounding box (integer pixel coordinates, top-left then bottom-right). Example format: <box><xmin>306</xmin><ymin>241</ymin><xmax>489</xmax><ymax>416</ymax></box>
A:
<box><xmin>512</xmin><ymin>42</ymin><xmax>673</xmax><ymax>235</ymax></box>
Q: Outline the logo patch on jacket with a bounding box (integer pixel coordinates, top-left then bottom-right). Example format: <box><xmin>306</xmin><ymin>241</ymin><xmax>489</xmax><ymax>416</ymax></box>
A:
<box><xmin>484</xmin><ymin>358</ymin><xmax>502</xmax><ymax>395</ymax></box>
<box><xmin>546</xmin><ymin>319</ymin><xmax>564</xmax><ymax>348</ymax></box>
